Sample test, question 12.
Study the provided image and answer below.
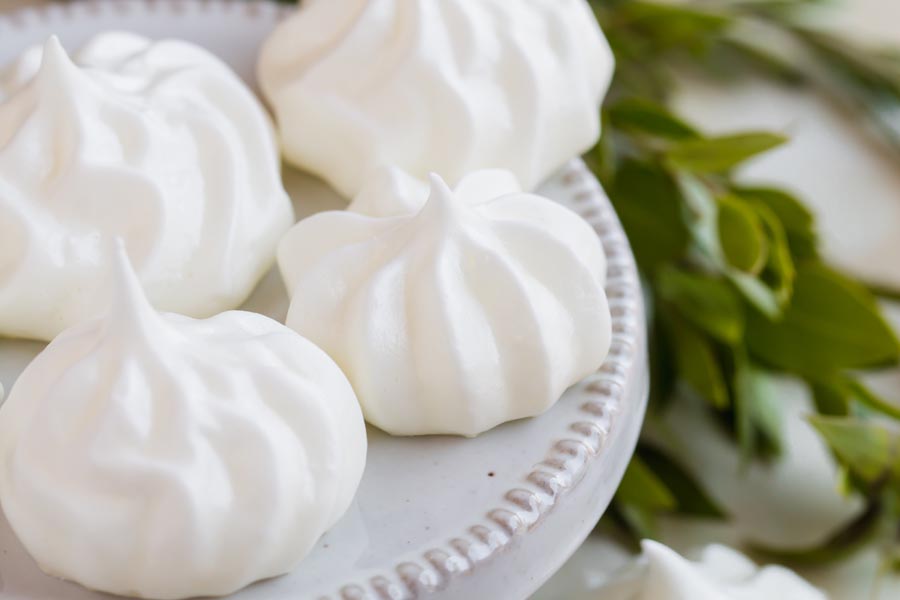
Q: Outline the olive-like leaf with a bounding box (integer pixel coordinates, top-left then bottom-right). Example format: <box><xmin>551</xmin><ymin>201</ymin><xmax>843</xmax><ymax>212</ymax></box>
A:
<box><xmin>657</xmin><ymin>267</ymin><xmax>745</xmax><ymax>344</ymax></box>
<box><xmin>666</xmin><ymin>133</ymin><xmax>788</xmax><ymax>172</ymax></box>
<box><xmin>675</xmin><ymin>172</ymin><xmax>788</xmax><ymax>317</ymax></box>
<box><xmin>608</xmin><ymin>98</ymin><xmax>700</xmax><ymax>140</ymax></box>
<box><xmin>746</xmin><ymin>263</ymin><xmax>900</xmax><ymax>376</ymax></box>
<box><xmin>810</xmin><ymin>379</ymin><xmax>850</xmax><ymax>417</ymax></box>
<box><xmin>616</xmin><ymin>455</ymin><xmax>677</xmax><ymax>511</ymax></box>
<box><xmin>717</xmin><ymin>195</ymin><xmax>768</xmax><ymax>274</ymax></box>
<box><xmin>809</xmin><ymin>416</ymin><xmax>900</xmax><ymax>487</ymax></box>
<box><xmin>735</xmin><ymin>361</ymin><xmax>785</xmax><ymax>459</ymax></box>
<box><xmin>810</xmin><ymin>374</ymin><xmax>900</xmax><ymax>420</ymax></box>
<box><xmin>610</xmin><ymin>160</ymin><xmax>689</xmax><ymax>272</ymax></box>
<box><xmin>734</xmin><ymin>186</ymin><xmax>818</xmax><ymax>259</ymax></box>
<box><xmin>751</xmin><ymin>202</ymin><xmax>795</xmax><ymax>310</ymax></box>
<box><xmin>615</xmin><ymin>1</ymin><xmax>733</xmax><ymax>41</ymax></box>
<box><xmin>668</xmin><ymin>315</ymin><xmax>730</xmax><ymax>409</ymax></box>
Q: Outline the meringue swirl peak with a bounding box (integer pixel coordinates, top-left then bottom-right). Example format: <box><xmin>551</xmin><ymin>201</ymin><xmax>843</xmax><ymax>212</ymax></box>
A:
<box><xmin>258</xmin><ymin>0</ymin><xmax>615</xmax><ymax>197</ymax></box>
<box><xmin>0</xmin><ymin>241</ymin><xmax>367</xmax><ymax>599</ymax></box>
<box><xmin>278</xmin><ymin>173</ymin><xmax>611</xmax><ymax>437</ymax></box>
<box><xmin>102</xmin><ymin>238</ymin><xmax>166</xmax><ymax>342</ymax></box>
<box><xmin>0</xmin><ymin>32</ymin><xmax>293</xmax><ymax>341</ymax></box>
<box><xmin>347</xmin><ymin>164</ymin><xmax>523</xmax><ymax>218</ymax></box>
<box><xmin>415</xmin><ymin>173</ymin><xmax>469</xmax><ymax>228</ymax></box>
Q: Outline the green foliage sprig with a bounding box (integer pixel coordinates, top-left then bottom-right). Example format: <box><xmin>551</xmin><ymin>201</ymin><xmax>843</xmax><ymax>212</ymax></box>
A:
<box><xmin>590</xmin><ymin>0</ymin><xmax>900</xmax><ymax>567</ymax></box>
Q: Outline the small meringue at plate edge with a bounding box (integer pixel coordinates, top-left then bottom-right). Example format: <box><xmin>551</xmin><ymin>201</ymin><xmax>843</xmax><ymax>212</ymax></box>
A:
<box><xmin>279</xmin><ymin>173</ymin><xmax>612</xmax><ymax>437</ymax></box>
<box><xmin>594</xmin><ymin>540</ymin><xmax>827</xmax><ymax>600</ymax></box>
<box><xmin>0</xmin><ymin>240</ymin><xmax>366</xmax><ymax>599</ymax></box>
<box><xmin>0</xmin><ymin>33</ymin><xmax>293</xmax><ymax>341</ymax></box>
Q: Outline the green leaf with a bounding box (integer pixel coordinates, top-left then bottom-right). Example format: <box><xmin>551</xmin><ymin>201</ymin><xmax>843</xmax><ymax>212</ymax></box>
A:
<box><xmin>735</xmin><ymin>361</ymin><xmax>785</xmax><ymax>459</ymax></box>
<box><xmin>751</xmin><ymin>202</ymin><xmax>795</xmax><ymax>310</ymax></box>
<box><xmin>657</xmin><ymin>267</ymin><xmax>745</xmax><ymax>344</ymax></box>
<box><xmin>674</xmin><ymin>170</ymin><xmax>720</xmax><ymax>255</ymax></box>
<box><xmin>675</xmin><ymin>172</ymin><xmax>788</xmax><ymax>317</ymax></box>
<box><xmin>615</xmin><ymin>1</ymin><xmax>733</xmax><ymax>51</ymax></box>
<box><xmin>746</xmin><ymin>263</ymin><xmax>900</xmax><ymax>376</ymax></box>
<box><xmin>666</xmin><ymin>132</ymin><xmax>788</xmax><ymax>172</ymax></box>
<box><xmin>638</xmin><ymin>445</ymin><xmax>727</xmax><ymax>518</ymax></box>
<box><xmin>668</xmin><ymin>314</ymin><xmax>730</xmax><ymax>409</ymax></box>
<box><xmin>616</xmin><ymin>455</ymin><xmax>677</xmax><ymax>511</ymax></box>
<box><xmin>811</xmin><ymin>374</ymin><xmax>900</xmax><ymax>420</ymax></box>
<box><xmin>608</xmin><ymin>98</ymin><xmax>700</xmax><ymax>140</ymax></box>
<box><xmin>809</xmin><ymin>416</ymin><xmax>900</xmax><ymax>487</ymax></box>
<box><xmin>610</xmin><ymin>160</ymin><xmax>689</xmax><ymax>272</ymax></box>
<box><xmin>734</xmin><ymin>186</ymin><xmax>818</xmax><ymax>258</ymax></box>
<box><xmin>810</xmin><ymin>379</ymin><xmax>850</xmax><ymax>417</ymax></box>
<box><xmin>717</xmin><ymin>195</ymin><xmax>768</xmax><ymax>274</ymax></box>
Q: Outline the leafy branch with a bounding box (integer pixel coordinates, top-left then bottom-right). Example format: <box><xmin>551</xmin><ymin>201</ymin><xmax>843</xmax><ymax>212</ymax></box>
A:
<box><xmin>590</xmin><ymin>0</ymin><xmax>900</xmax><ymax>568</ymax></box>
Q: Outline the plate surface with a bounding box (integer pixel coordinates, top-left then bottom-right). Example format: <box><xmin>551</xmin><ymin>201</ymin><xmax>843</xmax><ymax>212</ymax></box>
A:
<box><xmin>0</xmin><ymin>2</ymin><xmax>648</xmax><ymax>599</ymax></box>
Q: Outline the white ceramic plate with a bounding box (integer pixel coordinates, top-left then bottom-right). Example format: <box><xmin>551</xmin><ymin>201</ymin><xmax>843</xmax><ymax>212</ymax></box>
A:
<box><xmin>0</xmin><ymin>2</ymin><xmax>648</xmax><ymax>599</ymax></box>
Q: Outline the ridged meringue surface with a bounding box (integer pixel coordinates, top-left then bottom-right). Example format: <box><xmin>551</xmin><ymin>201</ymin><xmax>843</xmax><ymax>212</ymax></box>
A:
<box><xmin>278</xmin><ymin>174</ymin><xmax>611</xmax><ymax>437</ymax></box>
<box><xmin>598</xmin><ymin>541</ymin><xmax>827</xmax><ymax>600</ymax></box>
<box><xmin>0</xmin><ymin>33</ymin><xmax>293</xmax><ymax>341</ymax></box>
<box><xmin>0</xmin><ymin>243</ymin><xmax>367</xmax><ymax>599</ymax></box>
<box><xmin>347</xmin><ymin>165</ymin><xmax>522</xmax><ymax>217</ymax></box>
<box><xmin>258</xmin><ymin>0</ymin><xmax>614</xmax><ymax>197</ymax></box>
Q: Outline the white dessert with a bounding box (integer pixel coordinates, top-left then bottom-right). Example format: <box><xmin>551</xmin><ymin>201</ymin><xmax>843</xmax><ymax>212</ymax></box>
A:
<box><xmin>0</xmin><ymin>242</ymin><xmax>367</xmax><ymax>599</ymax></box>
<box><xmin>348</xmin><ymin>165</ymin><xmax>522</xmax><ymax>217</ymax></box>
<box><xmin>0</xmin><ymin>33</ymin><xmax>293</xmax><ymax>341</ymax></box>
<box><xmin>257</xmin><ymin>0</ymin><xmax>614</xmax><ymax>198</ymax></box>
<box><xmin>595</xmin><ymin>540</ymin><xmax>826</xmax><ymax>600</ymax></box>
<box><xmin>278</xmin><ymin>174</ymin><xmax>611</xmax><ymax>437</ymax></box>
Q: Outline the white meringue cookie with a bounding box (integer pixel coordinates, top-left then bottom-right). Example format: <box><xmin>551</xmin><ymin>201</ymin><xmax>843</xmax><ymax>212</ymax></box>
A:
<box><xmin>278</xmin><ymin>174</ymin><xmax>611</xmax><ymax>437</ymax></box>
<box><xmin>0</xmin><ymin>242</ymin><xmax>367</xmax><ymax>599</ymax></box>
<box><xmin>0</xmin><ymin>33</ymin><xmax>293</xmax><ymax>341</ymax></box>
<box><xmin>257</xmin><ymin>0</ymin><xmax>614</xmax><ymax>198</ymax></box>
<box><xmin>348</xmin><ymin>165</ymin><xmax>522</xmax><ymax>217</ymax></box>
<box><xmin>596</xmin><ymin>540</ymin><xmax>827</xmax><ymax>600</ymax></box>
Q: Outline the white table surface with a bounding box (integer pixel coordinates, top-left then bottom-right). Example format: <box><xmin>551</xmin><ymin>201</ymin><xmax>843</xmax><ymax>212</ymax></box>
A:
<box><xmin>2</xmin><ymin>0</ymin><xmax>899</xmax><ymax>599</ymax></box>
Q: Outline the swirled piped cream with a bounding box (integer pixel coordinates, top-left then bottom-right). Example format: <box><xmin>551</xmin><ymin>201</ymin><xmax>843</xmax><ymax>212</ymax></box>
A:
<box><xmin>278</xmin><ymin>174</ymin><xmax>611</xmax><ymax>437</ymax></box>
<box><xmin>0</xmin><ymin>242</ymin><xmax>367</xmax><ymax>599</ymax></box>
<box><xmin>0</xmin><ymin>33</ymin><xmax>293</xmax><ymax>341</ymax></box>
<box><xmin>597</xmin><ymin>541</ymin><xmax>826</xmax><ymax>600</ymax></box>
<box><xmin>257</xmin><ymin>0</ymin><xmax>614</xmax><ymax>198</ymax></box>
<box><xmin>348</xmin><ymin>165</ymin><xmax>522</xmax><ymax>217</ymax></box>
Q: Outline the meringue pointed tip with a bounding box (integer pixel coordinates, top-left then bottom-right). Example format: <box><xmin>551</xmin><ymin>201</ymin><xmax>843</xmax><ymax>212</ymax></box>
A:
<box><xmin>37</xmin><ymin>35</ymin><xmax>79</xmax><ymax>82</ymax></box>
<box><xmin>106</xmin><ymin>238</ymin><xmax>158</xmax><ymax>330</ymax></box>
<box><xmin>418</xmin><ymin>172</ymin><xmax>461</xmax><ymax>220</ymax></box>
<box><xmin>44</xmin><ymin>35</ymin><xmax>63</xmax><ymax>50</ymax></box>
<box><xmin>426</xmin><ymin>172</ymin><xmax>452</xmax><ymax>195</ymax></box>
